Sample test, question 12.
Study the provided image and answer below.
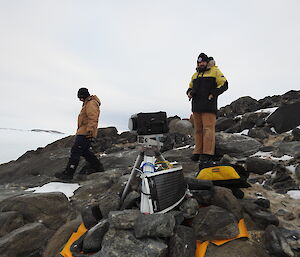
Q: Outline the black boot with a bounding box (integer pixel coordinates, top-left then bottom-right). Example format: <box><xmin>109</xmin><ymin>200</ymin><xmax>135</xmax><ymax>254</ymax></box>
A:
<box><xmin>79</xmin><ymin>155</ymin><xmax>104</xmax><ymax>175</ymax></box>
<box><xmin>55</xmin><ymin>160</ymin><xmax>77</xmax><ymax>180</ymax></box>
<box><xmin>190</xmin><ymin>154</ymin><xmax>200</xmax><ymax>162</ymax></box>
<box><xmin>199</xmin><ymin>154</ymin><xmax>215</xmax><ymax>169</ymax></box>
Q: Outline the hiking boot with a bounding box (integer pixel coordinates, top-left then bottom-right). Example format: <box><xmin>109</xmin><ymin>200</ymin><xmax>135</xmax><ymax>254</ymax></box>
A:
<box><xmin>79</xmin><ymin>156</ymin><xmax>105</xmax><ymax>175</ymax></box>
<box><xmin>54</xmin><ymin>170</ymin><xmax>74</xmax><ymax>180</ymax></box>
<box><xmin>190</xmin><ymin>154</ymin><xmax>200</xmax><ymax>162</ymax></box>
<box><xmin>198</xmin><ymin>154</ymin><xmax>215</xmax><ymax>169</ymax></box>
<box><xmin>55</xmin><ymin>160</ymin><xmax>77</xmax><ymax>181</ymax></box>
<box><xmin>199</xmin><ymin>154</ymin><xmax>213</xmax><ymax>162</ymax></box>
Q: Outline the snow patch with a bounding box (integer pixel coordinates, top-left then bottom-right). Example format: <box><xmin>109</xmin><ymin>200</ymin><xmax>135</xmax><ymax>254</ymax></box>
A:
<box><xmin>251</xmin><ymin>151</ymin><xmax>293</xmax><ymax>161</ymax></box>
<box><xmin>173</xmin><ymin>145</ymin><xmax>190</xmax><ymax>150</ymax></box>
<box><xmin>255</xmin><ymin>107</ymin><xmax>278</xmax><ymax>114</ymax></box>
<box><xmin>235</xmin><ymin>129</ymin><xmax>249</xmax><ymax>136</ymax></box>
<box><xmin>286</xmin><ymin>165</ymin><xmax>296</xmax><ymax>174</ymax></box>
<box><xmin>25</xmin><ymin>182</ymin><xmax>80</xmax><ymax>200</ymax></box>
<box><xmin>287</xmin><ymin>190</ymin><xmax>300</xmax><ymax>200</ymax></box>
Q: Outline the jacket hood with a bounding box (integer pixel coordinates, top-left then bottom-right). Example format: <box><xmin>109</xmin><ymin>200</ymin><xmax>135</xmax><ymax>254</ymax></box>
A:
<box><xmin>196</xmin><ymin>59</ymin><xmax>216</xmax><ymax>72</ymax></box>
<box><xmin>85</xmin><ymin>95</ymin><xmax>101</xmax><ymax>106</ymax></box>
<box><xmin>207</xmin><ymin>59</ymin><xmax>216</xmax><ymax>69</ymax></box>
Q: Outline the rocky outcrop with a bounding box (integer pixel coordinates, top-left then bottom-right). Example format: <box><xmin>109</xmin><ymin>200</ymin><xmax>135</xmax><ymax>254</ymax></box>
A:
<box><xmin>0</xmin><ymin>90</ymin><xmax>300</xmax><ymax>257</ymax></box>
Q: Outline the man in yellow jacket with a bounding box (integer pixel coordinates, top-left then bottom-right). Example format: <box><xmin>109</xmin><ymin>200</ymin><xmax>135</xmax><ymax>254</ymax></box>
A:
<box><xmin>55</xmin><ymin>88</ymin><xmax>104</xmax><ymax>180</ymax></box>
<box><xmin>187</xmin><ymin>53</ymin><xmax>228</xmax><ymax>163</ymax></box>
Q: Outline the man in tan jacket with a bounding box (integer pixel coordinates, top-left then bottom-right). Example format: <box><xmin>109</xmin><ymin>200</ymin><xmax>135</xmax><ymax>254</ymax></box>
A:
<box><xmin>55</xmin><ymin>88</ymin><xmax>104</xmax><ymax>180</ymax></box>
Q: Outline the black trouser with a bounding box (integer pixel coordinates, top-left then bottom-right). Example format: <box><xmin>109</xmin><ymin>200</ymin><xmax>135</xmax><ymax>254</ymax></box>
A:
<box><xmin>69</xmin><ymin>135</ymin><xmax>98</xmax><ymax>168</ymax></box>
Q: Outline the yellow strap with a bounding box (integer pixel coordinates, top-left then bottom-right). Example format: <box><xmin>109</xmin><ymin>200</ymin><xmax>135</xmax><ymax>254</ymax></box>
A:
<box><xmin>60</xmin><ymin>223</ymin><xmax>87</xmax><ymax>257</ymax></box>
<box><xmin>195</xmin><ymin>241</ymin><xmax>209</xmax><ymax>257</ymax></box>
<box><xmin>195</xmin><ymin>219</ymin><xmax>249</xmax><ymax>256</ymax></box>
<box><xmin>211</xmin><ymin>219</ymin><xmax>249</xmax><ymax>246</ymax></box>
<box><xmin>155</xmin><ymin>161</ymin><xmax>173</xmax><ymax>169</ymax></box>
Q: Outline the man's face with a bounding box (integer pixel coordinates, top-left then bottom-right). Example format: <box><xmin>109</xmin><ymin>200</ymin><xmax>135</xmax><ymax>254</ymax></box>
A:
<box><xmin>79</xmin><ymin>98</ymin><xmax>84</xmax><ymax>102</ymax></box>
<box><xmin>197</xmin><ymin>61</ymin><xmax>208</xmax><ymax>70</ymax></box>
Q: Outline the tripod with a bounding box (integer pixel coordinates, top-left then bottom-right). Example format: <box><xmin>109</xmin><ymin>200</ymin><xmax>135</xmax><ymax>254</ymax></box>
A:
<box><xmin>121</xmin><ymin>134</ymin><xmax>169</xmax><ymax>203</ymax></box>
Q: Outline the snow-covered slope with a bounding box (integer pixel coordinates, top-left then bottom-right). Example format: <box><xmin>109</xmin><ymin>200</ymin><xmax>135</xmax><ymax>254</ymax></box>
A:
<box><xmin>0</xmin><ymin>128</ymin><xmax>66</xmax><ymax>164</ymax></box>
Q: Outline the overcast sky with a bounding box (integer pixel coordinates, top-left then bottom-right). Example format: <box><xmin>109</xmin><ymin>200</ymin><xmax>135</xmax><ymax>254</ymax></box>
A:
<box><xmin>1</xmin><ymin>0</ymin><xmax>299</xmax><ymax>134</ymax></box>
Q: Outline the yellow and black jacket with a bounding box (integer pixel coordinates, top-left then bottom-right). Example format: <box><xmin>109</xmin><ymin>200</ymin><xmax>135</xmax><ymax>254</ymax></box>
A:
<box><xmin>187</xmin><ymin>63</ymin><xmax>228</xmax><ymax>114</ymax></box>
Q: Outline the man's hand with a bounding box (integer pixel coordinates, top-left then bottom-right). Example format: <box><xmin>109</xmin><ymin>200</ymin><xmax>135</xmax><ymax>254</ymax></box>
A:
<box><xmin>208</xmin><ymin>94</ymin><xmax>213</xmax><ymax>100</ymax></box>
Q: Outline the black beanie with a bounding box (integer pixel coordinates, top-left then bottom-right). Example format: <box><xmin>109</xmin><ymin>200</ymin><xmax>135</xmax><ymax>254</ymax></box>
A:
<box><xmin>197</xmin><ymin>53</ymin><xmax>209</xmax><ymax>63</ymax></box>
<box><xmin>77</xmin><ymin>88</ymin><xmax>90</xmax><ymax>99</ymax></box>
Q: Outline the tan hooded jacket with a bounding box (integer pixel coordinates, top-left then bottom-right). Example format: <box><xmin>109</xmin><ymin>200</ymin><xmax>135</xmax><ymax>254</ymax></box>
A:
<box><xmin>76</xmin><ymin>95</ymin><xmax>101</xmax><ymax>138</ymax></box>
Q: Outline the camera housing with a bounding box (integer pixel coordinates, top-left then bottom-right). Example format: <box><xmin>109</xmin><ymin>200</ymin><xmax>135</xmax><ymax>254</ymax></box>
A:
<box><xmin>128</xmin><ymin>111</ymin><xmax>169</xmax><ymax>135</ymax></box>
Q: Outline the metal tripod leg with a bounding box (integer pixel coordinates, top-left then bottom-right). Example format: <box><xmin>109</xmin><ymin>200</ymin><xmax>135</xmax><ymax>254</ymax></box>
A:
<box><xmin>121</xmin><ymin>152</ymin><xmax>144</xmax><ymax>202</ymax></box>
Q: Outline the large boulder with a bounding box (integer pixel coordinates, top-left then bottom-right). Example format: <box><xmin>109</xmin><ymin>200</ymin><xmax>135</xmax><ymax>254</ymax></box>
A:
<box><xmin>134</xmin><ymin>213</ymin><xmax>176</xmax><ymax>238</ymax></box>
<box><xmin>169</xmin><ymin>119</ymin><xmax>193</xmax><ymax>136</ymax></box>
<box><xmin>98</xmin><ymin>228</ymin><xmax>168</xmax><ymax>257</ymax></box>
<box><xmin>0</xmin><ymin>192</ymin><xmax>74</xmax><ymax>231</ymax></box>
<box><xmin>267</xmin><ymin>101</ymin><xmax>300</xmax><ymax>133</ymax></box>
<box><xmin>216</xmin><ymin>117</ymin><xmax>236</xmax><ymax>132</ymax></box>
<box><xmin>43</xmin><ymin>216</ymin><xmax>82</xmax><ymax>257</ymax></box>
<box><xmin>230</xmin><ymin>96</ymin><xmax>261</xmax><ymax>115</ymax></box>
<box><xmin>240</xmin><ymin>112</ymin><xmax>269</xmax><ymax>131</ymax></box>
<box><xmin>0</xmin><ymin>222</ymin><xmax>50</xmax><ymax>257</ymax></box>
<box><xmin>82</xmin><ymin>219</ymin><xmax>110</xmax><ymax>253</ymax></box>
<box><xmin>241</xmin><ymin>200</ymin><xmax>279</xmax><ymax>229</ymax></box>
<box><xmin>168</xmin><ymin>225</ymin><xmax>196</xmax><ymax>257</ymax></box>
<box><xmin>245</xmin><ymin>157</ymin><xmax>275</xmax><ymax>175</ymax></box>
<box><xmin>216</xmin><ymin>132</ymin><xmax>262</xmax><ymax>158</ymax></box>
<box><xmin>248</xmin><ymin>127</ymin><xmax>274</xmax><ymax>140</ymax></box>
<box><xmin>192</xmin><ymin>205</ymin><xmax>239</xmax><ymax>241</ymax></box>
<box><xmin>0</xmin><ymin>211</ymin><xmax>24</xmax><ymax>237</ymax></box>
<box><xmin>210</xmin><ymin>186</ymin><xmax>243</xmax><ymax>220</ymax></box>
<box><xmin>109</xmin><ymin>209</ymin><xmax>141</xmax><ymax>230</ymax></box>
<box><xmin>275</xmin><ymin>141</ymin><xmax>300</xmax><ymax>158</ymax></box>
<box><xmin>264</xmin><ymin>225</ymin><xmax>295</xmax><ymax>257</ymax></box>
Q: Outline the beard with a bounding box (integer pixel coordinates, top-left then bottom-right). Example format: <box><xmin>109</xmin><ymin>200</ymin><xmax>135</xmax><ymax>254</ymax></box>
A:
<box><xmin>196</xmin><ymin>65</ymin><xmax>207</xmax><ymax>72</ymax></box>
